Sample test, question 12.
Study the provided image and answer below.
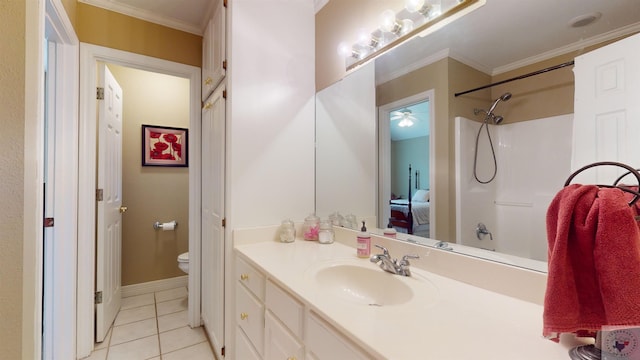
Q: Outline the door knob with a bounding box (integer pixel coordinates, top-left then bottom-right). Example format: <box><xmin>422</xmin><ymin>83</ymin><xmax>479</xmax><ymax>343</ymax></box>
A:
<box><xmin>119</xmin><ymin>206</ymin><xmax>128</xmax><ymax>213</ymax></box>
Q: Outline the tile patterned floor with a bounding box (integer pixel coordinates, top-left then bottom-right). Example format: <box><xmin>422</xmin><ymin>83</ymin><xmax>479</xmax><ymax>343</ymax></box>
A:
<box><xmin>84</xmin><ymin>287</ymin><xmax>216</xmax><ymax>360</ymax></box>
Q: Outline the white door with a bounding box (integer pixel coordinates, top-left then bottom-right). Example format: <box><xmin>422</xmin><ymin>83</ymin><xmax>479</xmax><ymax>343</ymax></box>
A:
<box><xmin>96</xmin><ymin>63</ymin><xmax>124</xmax><ymax>342</ymax></box>
<box><xmin>201</xmin><ymin>84</ymin><xmax>226</xmax><ymax>357</ymax></box>
<box><xmin>573</xmin><ymin>32</ymin><xmax>640</xmax><ymax>184</ymax></box>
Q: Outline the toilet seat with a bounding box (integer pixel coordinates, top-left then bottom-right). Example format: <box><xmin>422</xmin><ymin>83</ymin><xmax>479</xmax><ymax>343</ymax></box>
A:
<box><xmin>177</xmin><ymin>252</ymin><xmax>189</xmax><ymax>274</ymax></box>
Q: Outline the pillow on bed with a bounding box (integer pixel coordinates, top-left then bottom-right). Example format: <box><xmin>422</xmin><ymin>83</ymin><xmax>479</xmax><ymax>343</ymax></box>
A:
<box><xmin>412</xmin><ymin>189</ymin><xmax>430</xmax><ymax>202</ymax></box>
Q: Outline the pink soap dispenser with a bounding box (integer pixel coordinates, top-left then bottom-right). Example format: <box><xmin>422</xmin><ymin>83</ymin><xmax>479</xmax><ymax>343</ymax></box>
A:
<box><xmin>357</xmin><ymin>221</ymin><xmax>371</xmax><ymax>258</ymax></box>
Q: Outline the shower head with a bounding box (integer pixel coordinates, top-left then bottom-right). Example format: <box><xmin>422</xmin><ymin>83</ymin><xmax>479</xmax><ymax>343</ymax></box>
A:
<box><xmin>487</xmin><ymin>92</ymin><xmax>512</xmax><ymax>115</ymax></box>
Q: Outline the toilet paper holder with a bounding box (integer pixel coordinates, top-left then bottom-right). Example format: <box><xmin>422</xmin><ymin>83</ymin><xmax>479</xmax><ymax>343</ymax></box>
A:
<box><xmin>153</xmin><ymin>220</ymin><xmax>178</xmax><ymax>230</ymax></box>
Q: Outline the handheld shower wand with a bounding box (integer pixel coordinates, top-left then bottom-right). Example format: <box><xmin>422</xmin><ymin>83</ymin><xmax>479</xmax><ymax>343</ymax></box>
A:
<box><xmin>486</xmin><ymin>92</ymin><xmax>512</xmax><ymax>117</ymax></box>
<box><xmin>472</xmin><ymin>92</ymin><xmax>513</xmax><ymax>184</ymax></box>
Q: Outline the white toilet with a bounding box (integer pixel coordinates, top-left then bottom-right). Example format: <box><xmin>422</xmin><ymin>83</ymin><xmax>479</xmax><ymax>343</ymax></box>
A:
<box><xmin>177</xmin><ymin>252</ymin><xmax>189</xmax><ymax>274</ymax></box>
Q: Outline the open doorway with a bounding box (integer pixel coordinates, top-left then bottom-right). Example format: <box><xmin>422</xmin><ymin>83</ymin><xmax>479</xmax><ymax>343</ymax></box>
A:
<box><xmin>77</xmin><ymin>43</ymin><xmax>202</xmax><ymax>358</ymax></box>
<box><xmin>378</xmin><ymin>89</ymin><xmax>436</xmax><ymax>238</ymax></box>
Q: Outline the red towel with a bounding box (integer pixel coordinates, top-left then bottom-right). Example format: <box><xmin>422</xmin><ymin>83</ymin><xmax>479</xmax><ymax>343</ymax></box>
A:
<box><xmin>543</xmin><ymin>184</ymin><xmax>640</xmax><ymax>341</ymax></box>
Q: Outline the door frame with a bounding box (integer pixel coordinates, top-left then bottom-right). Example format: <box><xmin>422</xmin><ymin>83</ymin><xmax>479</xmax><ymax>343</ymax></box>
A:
<box><xmin>378</xmin><ymin>89</ymin><xmax>436</xmax><ymax>236</ymax></box>
<box><xmin>77</xmin><ymin>43</ymin><xmax>202</xmax><ymax>357</ymax></box>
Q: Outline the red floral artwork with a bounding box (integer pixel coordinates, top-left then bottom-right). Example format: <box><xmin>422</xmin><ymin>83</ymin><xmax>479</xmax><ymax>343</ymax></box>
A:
<box><xmin>142</xmin><ymin>125</ymin><xmax>188</xmax><ymax>167</ymax></box>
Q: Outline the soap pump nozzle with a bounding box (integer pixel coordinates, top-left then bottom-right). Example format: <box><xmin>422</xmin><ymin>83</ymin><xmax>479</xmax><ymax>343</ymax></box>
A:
<box><xmin>361</xmin><ymin>221</ymin><xmax>367</xmax><ymax>232</ymax></box>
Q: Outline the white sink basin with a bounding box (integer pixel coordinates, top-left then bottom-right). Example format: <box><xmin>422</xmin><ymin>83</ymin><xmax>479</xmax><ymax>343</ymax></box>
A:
<box><xmin>307</xmin><ymin>260</ymin><xmax>438</xmax><ymax>307</ymax></box>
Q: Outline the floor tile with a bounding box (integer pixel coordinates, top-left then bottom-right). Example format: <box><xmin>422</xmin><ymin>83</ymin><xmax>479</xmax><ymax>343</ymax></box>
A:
<box><xmin>107</xmin><ymin>335</ymin><xmax>159</xmax><ymax>360</ymax></box>
<box><xmin>158</xmin><ymin>310</ymin><xmax>188</xmax><ymax>333</ymax></box>
<box><xmin>114</xmin><ymin>304</ymin><xmax>156</xmax><ymax>326</ymax></box>
<box><xmin>156</xmin><ymin>297</ymin><xmax>187</xmax><ymax>316</ymax></box>
<box><xmin>110</xmin><ymin>318</ymin><xmax>158</xmax><ymax>346</ymax></box>
<box><xmin>161</xmin><ymin>341</ymin><xmax>215</xmax><ymax>360</ymax></box>
<box><xmin>84</xmin><ymin>348</ymin><xmax>107</xmax><ymax>360</ymax></box>
<box><xmin>159</xmin><ymin>326</ymin><xmax>207</xmax><ymax>354</ymax></box>
<box><xmin>155</xmin><ymin>287</ymin><xmax>187</xmax><ymax>303</ymax></box>
<box><xmin>121</xmin><ymin>293</ymin><xmax>155</xmax><ymax>310</ymax></box>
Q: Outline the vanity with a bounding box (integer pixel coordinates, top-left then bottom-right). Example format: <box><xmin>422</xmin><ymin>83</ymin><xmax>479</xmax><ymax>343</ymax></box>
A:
<box><xmin>233</xmin><ymin>226</ymin><xmax>588</xmax><ymax>359</ymax></box>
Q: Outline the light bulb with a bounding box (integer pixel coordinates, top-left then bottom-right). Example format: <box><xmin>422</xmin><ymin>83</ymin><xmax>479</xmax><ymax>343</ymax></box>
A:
<box><xmin>356</xmin><ymin>28</ymin><xmax>370</xmax><ymax>47</ymax></box>
<box><xmin>400</xmin><ymin>19</ymin><xmax>414</xmax><ymax>36</ymax></box>
<box><xmin>405</xmin><ymin>0</ymin><xmax>425</xmax><ymax>12</ymax></box>
<box><xmin>337</xmin><ymin>42</ymin><xmax>351</xmax><ymax>57</ymax></box>
<box><xmin>380</xmin><ymin>9</ymin><xmax>399</xmax><ymax>33</ymax></box>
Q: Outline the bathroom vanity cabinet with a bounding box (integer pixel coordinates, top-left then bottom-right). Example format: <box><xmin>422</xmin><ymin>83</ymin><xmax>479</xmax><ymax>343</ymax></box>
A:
<box><xmin>232</xmin><ymin>231</ymin><xmax>584</xmax><ymax>360</ymax></box>
<box><xmin>235</xmin><ymin>255</ymin><xmax>371</xmax><ymax>360</ymax></box>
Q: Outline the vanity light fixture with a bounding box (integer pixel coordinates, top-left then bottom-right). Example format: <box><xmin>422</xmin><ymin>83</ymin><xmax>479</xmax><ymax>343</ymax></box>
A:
<box><xmin>340</xmin><ymin>0</ymin><xmax>484</xmax><ymax>70</ymax></box>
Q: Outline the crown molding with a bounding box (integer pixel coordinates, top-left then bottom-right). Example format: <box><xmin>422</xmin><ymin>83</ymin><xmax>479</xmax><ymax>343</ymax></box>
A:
<box><xmin>492</xmin><ymin>22</ymin><xmax>640</xmax><ymax>75</ymax></box>
<box><xmin>78</xmin><ymin>0</ymin><xmax>210</xmax><ymax>35</ymax></box>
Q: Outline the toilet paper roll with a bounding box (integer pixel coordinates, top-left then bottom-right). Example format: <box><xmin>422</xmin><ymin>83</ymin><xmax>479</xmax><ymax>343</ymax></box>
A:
<box><xmin>162</xmin><ymin>222</ymin><xmax>175</xmax><ymax>231</ymax></box>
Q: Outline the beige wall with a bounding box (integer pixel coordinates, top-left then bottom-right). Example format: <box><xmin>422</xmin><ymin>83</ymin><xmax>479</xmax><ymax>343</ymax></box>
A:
<box><xmin>77</xmin><ymin>3</ymin><xmax>202</xmax><ymax>67</ymax></box>
<box><xmin>0</xmin><ymin>1</ymin><xmax>25</xmax><ymax>358</ymax></box>
<box><xmin>108</xmin><ymin>64</ymin><xmax>190</xmax><ymax>286</ymax></box>
<box><xmin>316</xmin><ymin>0</ymin><xmax>404</xmax><ymax>91</ymax></box>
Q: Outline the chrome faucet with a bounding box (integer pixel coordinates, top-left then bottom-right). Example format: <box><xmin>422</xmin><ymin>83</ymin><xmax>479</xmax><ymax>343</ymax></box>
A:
<box><xmin>370</xmin><ymin>245</ymin><xmax>419</xmax><ymax>277</ymax></box>
<box><xmin>476</xmin><ymin>222</ymin><xmax>493</xmax><ymax>240</ymax></box>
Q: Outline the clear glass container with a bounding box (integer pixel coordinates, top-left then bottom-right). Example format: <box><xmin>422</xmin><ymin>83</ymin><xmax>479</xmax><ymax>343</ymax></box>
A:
<box><xmin>318</xmin><ymin>220</ymin><xmax>335</xmax><ymax>244</ymax></box>
<box><xmin>279</xmin><ymin>219</ymin><xmax>296</xmax><ymax>243</ymax></box>
<box><xmin>302</xmin><ymin>214</ymin><xmax>320</xmax><ymax>241</ymax></box>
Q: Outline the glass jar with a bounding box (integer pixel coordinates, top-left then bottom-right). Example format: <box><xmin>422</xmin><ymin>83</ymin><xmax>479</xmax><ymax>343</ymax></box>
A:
<box><xmin>302</xmin><ymin>214</ymin><xmax>320</xmax><ymax>241</ymax></box>
<box><xmin>318</xmin><ymin>220</ymin><xmax>335</xmax><ymax>244</ymax></box>
<box><xmin>279</xmin><ymin>219</ymin><xmax>296</xmax><ymax>243</ymax></box>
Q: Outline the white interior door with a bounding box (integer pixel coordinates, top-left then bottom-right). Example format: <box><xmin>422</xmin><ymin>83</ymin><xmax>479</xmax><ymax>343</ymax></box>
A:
<box><xmin>96</xmin><ymin>63</ymin><xmax>124</xmax><ymax>342</ymax></box>
<box><xmin>201</xmin><ymin>84</ymin><xmax>226</xmax><ymax>357</ymax></box>
<box><xmin>573</xmin><ymin>32</ymin><xmax>640</xmax><ymax>183</ymax></box>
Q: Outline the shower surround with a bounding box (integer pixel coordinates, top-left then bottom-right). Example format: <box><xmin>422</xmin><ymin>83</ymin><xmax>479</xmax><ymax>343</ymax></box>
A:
<box><xmin>455</xmin><ymin>115</ymin><xmax>573</xmax><ymax>261</ymax></box>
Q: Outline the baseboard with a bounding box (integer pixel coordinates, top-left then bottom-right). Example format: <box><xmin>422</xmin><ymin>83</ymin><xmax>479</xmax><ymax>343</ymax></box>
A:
<box><xmin>122</xmin><ymin>275</ymin><xmax>188</xmax><ymax>298</ymax></box>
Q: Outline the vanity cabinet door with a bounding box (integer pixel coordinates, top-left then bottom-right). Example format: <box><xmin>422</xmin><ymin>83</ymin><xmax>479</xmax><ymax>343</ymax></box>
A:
<box><xmin>236</xmin><ymin>282</ymin><xmax>265</xmax><ymax>355</ymax></box>
<box><xmin>236</xmin><ymin>326</ymin><xmax>262</xmax><ymax>360</ymax></box>
<box><xmin>305</xmin><ymin>312</ymin><xmax>370</xmax><ymax>360</ymax></box>
<box><xmin>266</xmin><ymin>280</ymin><xmax>303</xmax><ymax>337</ymax></box>
<box><xmin>265</xmin><ymin>310</ymin><xmax>304</xmax><ymax>360</ymax></box>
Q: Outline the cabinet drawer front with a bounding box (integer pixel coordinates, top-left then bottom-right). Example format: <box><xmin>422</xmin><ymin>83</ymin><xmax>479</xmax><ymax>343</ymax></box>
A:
<box><xmin>236</xmin><ymin>326</ymin><xmax>262</xmax><ymax>360</ymax></box>
<box><xmin>265</xmin><ymin>311</ymin><xmax>304</xmax><ymax>360</ymax></box>
<box><xmin>237</xmin><ymin>256</ymin><xmax>265</xmax><ymax>300</ymax></box>
<box><xmin>306</xmin><ymin>312</ymin><xmax>371</xmax><ymax>360</ymax></box>
<box><xmin>236</xmin><ymin>283</ymin><xmax>265</xmax><ymax>354</ymax></box>
<box><xmin>266</xmin><ymin>280</ymin><xmax>304</xmax><ymax>337</ymax></box>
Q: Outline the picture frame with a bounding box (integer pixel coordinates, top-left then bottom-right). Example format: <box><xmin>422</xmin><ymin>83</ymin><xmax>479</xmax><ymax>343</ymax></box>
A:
<box><xmin>142</xmin><ymin>124</ymin><xmax>188</xmax><ymax>167</ymax></box>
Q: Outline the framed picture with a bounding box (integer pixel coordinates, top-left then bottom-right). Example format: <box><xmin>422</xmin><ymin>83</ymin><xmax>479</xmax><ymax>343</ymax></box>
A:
<box><xmin>142</xmin><ymin>124</ymin><xmax>188</xmax><ymax>167</ymax></box>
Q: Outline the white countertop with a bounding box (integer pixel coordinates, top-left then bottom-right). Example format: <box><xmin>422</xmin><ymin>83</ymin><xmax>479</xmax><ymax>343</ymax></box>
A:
<box><xmin>235</xmin><ymin>239</ymin><xmax>586</xmax><ymax>359</ymax></box>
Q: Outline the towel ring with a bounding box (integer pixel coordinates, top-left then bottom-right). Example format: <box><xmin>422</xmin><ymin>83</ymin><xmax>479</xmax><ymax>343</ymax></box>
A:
<box><xmin>563</xmin><ymin>161</ymin><xmax>640</xmax><ymax>206</ymax></box>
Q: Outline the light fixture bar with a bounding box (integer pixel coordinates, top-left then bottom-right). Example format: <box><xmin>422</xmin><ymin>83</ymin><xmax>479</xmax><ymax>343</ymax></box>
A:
<box><xmin>345</xmin><ymin>0</ymin><xmax>482</xmax><ymax>72</ymax></box>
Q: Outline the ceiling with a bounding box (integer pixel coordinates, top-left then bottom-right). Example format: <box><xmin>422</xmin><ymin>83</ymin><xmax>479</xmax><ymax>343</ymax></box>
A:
<box><xmin>376</xmin><ymin>0</ymin><xmax>640</xmax><ymax>82</ymax></box>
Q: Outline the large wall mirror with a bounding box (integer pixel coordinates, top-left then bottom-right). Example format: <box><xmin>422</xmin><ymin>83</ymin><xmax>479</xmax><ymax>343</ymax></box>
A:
<box><xmin>315</xmin><ymin>0</ymin><xmax>640</xmax><ymax>272</ymax></box>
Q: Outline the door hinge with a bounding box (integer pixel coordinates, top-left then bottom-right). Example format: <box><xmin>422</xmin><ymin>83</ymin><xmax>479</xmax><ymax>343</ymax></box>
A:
<box><xmin>222</xmin><ymin>90</ymin><xmax>227</xmax><ymax>99</ymax></box>
<box><xmin>95</xmin><ymin>291</ymin><xmax>103</xmax><ymax>304</ymax></box>
<box><xmin>96</xmin><ymin>87</ymin><xmax>104</xmax><ymax>100</ymax></box>
<box><xmin>222</xmin><ymin>60</ymin><xmax>227</xmax><ymax>70</ymax></box>
<box><xmin>96</xmin><ymin>189</ymin><xmax>104</xmax><ymax>201</ymax></box>
<box><xmin>44</xmin><ymin>217</ymin><xmax>54</xmax><ymax>228</ymax></box>
<box><xmin>221</xmin><ymin>346</ymin><xmax>225</xmax><ymax>356</ymax></box>
<box><xmin>222</xmin><ymin>218</ymin><xmax>226</xmax><ymax>227</ymax></box>
<box><xmin>223</xmin><ymin>0</ymin><xmax>227</xmax><ymax>8</ymax></box>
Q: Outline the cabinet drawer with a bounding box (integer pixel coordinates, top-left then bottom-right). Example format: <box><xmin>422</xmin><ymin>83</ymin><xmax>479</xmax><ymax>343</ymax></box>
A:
<box><xmin>266</xmin><ymin>280</ymin><xmax>304</xmax><ymax>338</ymax></box>
<box><xmin>265</xmin><ymin>310</ymin><xmax>304</xmax><ymax>360</ymax></box>
<box><xmin>236</xmin><ymin>326</ymin><xmax>262</xmax><ymax>360</ymax></box>
<box><xmin>237</xmin><ymin>256</ymin><xmax>265</xmax><ymax>301</ymax></box>
<box><xmin>306</xmin><ymin>312</ymin><xmax>370</xmax><ymax>360</ymax></box>
<box><xmin>236</xmin><ymin>282</ymin><xmax>265</xmax><ymax>355</ymax></box>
